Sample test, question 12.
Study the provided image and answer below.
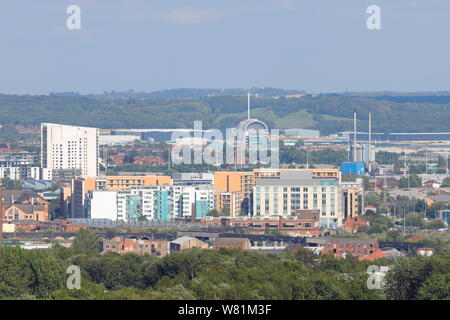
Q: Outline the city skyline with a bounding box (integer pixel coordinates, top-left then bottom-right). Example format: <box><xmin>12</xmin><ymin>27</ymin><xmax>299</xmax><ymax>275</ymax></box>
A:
<box><xmin>0</xmin><ymin>0</ymin><xmax>449</xmax><ymax>304</ymax></box>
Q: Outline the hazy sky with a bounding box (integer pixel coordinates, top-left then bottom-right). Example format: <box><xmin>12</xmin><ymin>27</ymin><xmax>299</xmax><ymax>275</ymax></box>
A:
<box><xmin>0</xmin><ymin>0</ymin><xmax>449</xmax><ymax>94</ymax></box>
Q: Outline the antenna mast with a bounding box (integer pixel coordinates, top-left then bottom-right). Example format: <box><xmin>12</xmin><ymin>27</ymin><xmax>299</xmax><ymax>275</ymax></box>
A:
<box><xmin>404</xmin><ymin>145</ymin><xmax>407</xmax><ymax>176</ymax></box>
<box><xmin>368</xmin><ymin>112</ymin><xmax>372</xmax><ymax>171</ymax></box>
<box><xmin>353</xmin><ymin>110</ymin><xmax>357</xmax><ymax>161</ymax></box>
<box><xmin>168</xmin><ymin>146</ymin><xmax>171</xmax><ymax>171</ymax></box>
<box><xmin>247</xmin><ymin>93</ymin><xmax>251</xmax><ymax>120</ymax></box>
<box><xmin>447</xmin><ymin>150</ymin><xmax>449</xmax><ymax>176</ymax></box>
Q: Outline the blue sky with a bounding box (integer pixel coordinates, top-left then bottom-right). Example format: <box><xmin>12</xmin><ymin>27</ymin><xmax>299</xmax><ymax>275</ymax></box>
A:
<box><xmin>0</xmin><ymin>0</ymin><xmax>449</xmax><ymax>94</ymax></box>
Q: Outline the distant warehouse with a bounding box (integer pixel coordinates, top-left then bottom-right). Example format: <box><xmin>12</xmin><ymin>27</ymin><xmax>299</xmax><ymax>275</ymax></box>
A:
<box><xmin>110</xmin><ymin>129</ymin><xmax>216</xmax><ymax>143</ymax></box>
<box><xmin>340</xmin><ymin>131</ymin><xmax>450</xmax><ymax>143</ymax></box>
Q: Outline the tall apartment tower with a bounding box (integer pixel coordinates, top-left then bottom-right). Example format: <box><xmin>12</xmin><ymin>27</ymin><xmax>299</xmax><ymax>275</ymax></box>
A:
<box><xmin>41</xmin><ymin>123</ymin><xmax>99</xmax><ymax>179</ymax></box>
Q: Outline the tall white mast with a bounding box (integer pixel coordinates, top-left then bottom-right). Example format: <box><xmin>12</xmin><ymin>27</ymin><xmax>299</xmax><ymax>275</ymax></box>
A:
<box><xmin>247</xmin><ymin>93</ymin><xmax>251</xmax><ymax>120</ymax></box>
<box><xmin>353</xmin><ymin>110</ymin><xmax>357</xmax><ymax>162</ymax></box>
<box><xmin>368</xmin><ymin>112</ymin><xmax>372</xmax><ymax>171</ymax></box>
<box><xmin>404</xmin><ymin>145</ymin><xmax>407</xmax><ymax>176</ymax></box>
<box><xmin>447</xmin><ymin>149</ymin><xmax>449</xmax><ymax>176</ymax></box>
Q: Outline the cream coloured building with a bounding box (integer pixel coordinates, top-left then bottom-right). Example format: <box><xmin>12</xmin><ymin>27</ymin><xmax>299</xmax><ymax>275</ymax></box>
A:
<box><xmin>253</xmin><ymin>171</ymin><xmax>343</xmax><ymax>229</ymax></box>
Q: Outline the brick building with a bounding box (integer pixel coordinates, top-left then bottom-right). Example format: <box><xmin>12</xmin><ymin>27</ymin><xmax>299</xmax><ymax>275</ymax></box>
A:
<box><xmin>343</xmin><ymin>216</ymin><xmax>368</xmax><ymax>234</ymax></box>
<box><xmin>2</xmin><ymin>190</ymin><xmax>49</xmax><ymax>222</ymax></box>
<box><xmin>212</xmin><ymin>237</ymin><xmax>251</xmax><ymax>250</ymax></box>
<box><xmin>322</xmin><ymin>238</ymin><xmax>386</xmax><ymax>260</ymax></box>
<box><xmin>169</xmin><ymin>236</ymin><xmax>209</xmax><ymax>252</ymax></box>
<box><xmin>133</xmin><ymin>156</ymin><xmax>165</xmax><ymax>165</ymax></box>
<box><xmin>179</xmin><ymin>210</ymin><xmax>323</xmax><ymax>237</ymax></box>
<box><xmin>100</xmin><ymin>237</ymin><xmax>169</xmax><ymax>257</ymax></box>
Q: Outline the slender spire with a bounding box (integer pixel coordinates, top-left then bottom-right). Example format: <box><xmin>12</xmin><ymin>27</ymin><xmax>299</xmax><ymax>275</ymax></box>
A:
<box><xmin>353</xmin><ymin>109</ymin><xmax>357</xmax><ymax>161</ymax></box>
<box><xmin>447</xmin><ymin>150</ymin><xmax>449</xmax><ymax>176</ymax></box>
<box><xmin>368</xmin><ymin>111</ymin><xmax>372</xmax><ymax>171</ymax></box>
<box><xmin>247</xmin><ymin>93</ymin><xmax>251</xmax><ymax>120</ymax></box>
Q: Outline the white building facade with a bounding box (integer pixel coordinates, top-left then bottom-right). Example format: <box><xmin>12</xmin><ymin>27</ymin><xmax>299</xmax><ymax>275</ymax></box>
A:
<box><xmin>41</xmin><ymin>123</ymin><xmax>99</xmax><ymax>178</ymax></box>
<box><xmin>253</xmin><ymin>172</ymin><xmax>344</xmax><ymax>229</ymax></box>
<box><xmin>86</xmin><ymin>185</ymin><xmax>215</xmax><ymax>222</ymax></box>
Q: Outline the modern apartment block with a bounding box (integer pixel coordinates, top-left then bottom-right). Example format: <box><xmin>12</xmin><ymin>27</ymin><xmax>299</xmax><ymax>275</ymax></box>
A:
<box><xmin>253</xmin><ymin>171</ymin><xmax>343</xmax><ymax>229</ymax></box>
<box><xmin>216</xmin><ymin>191</ymin><xmax>242</xmax><ymax>217</ymax></box>
<box><xmin>341</xmin><ymin>179</ymin><xmax>364</xmax><ymax>220</ymax></box>
<box><xmin>0</xmin><ymin>151</ymin><xmax>40</xmax><ymax>180</ymax></box>
<box><xmin>86</xmin><ymin>185</ymin><xmax>215</xmax><ymax>222</ymax></box>
<box><xmin>69</xmin><ymin>175</ymin><xmax>172</xmax><ymax>218</ymax></box>
<box><xmin>41</xmin><ymin>123</ymin><xmax>99</xmax><ymax>179</ymax></box>
<box><xmin>70</xmin><ymin>177</ymin><xmax>97</xmax><ymax>218</ymax></box>
<box><xmin>87</xmin><ymin>187</ymin><xmax>170</xmax><ymax>222</ymax></box>
<box><xmin>253</xmin><ymin>168</ymin><xmax>341</xmax><ymax>180</ymax></box>
<box><xmin>0</xmin><ymin>166</ymin><xmax>40</xmax><ymax>180</ymax></box>
<box><xmin>96</xmin><ymin>175</ymin><xmax>172</xmax><ymax>190</ymax></box>
<box><xmin>174</xmin><ymin>185</ymin><xmax>216</xmax><ymax>218</ymax></box>
<box><xmin>213</xmin><ymin>171</ymin><xmax>255</xmax><ymax>214</ymax></box>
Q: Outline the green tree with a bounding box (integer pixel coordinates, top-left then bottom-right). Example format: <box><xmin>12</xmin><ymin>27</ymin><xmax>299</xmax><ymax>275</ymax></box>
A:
<box><xmin>72</xmin><ymin>228</ymin><xmax>99</xmax><ymax>251</ymax></box>
<box><xmin>402</xmin><ymin>213</ymin><xmax>425</xmax><ymax>228</ymax></box>
<box><xmin>1</xmin><ymin>178</ymin><xmax>22</xmax><ymax>190</ymax></box>
<box><xmin>138</xmin><ymin>215</ymin><xmax>148</xmax><ymax>222</ymax></box>
<box><xmin>425</xmin><ymin>219</ymin><xmax>446</xmax><ymax>229</ymax></box>
<box><xmin>0</xmin><ymin>246</ymin><xmax>66</xmax><ymax>299</ymax></box>
<box><xmin>207</xmin><ymin>209</ymin><xmax>219</xmax><ymax>217</ymax></box>
<box><xmin>292</xmin><ymin>247</ymin><xmax>317</xmax><ymax>268</ymax></box>
<box><xmin>376</xmin><ymin>151</ymin><xmax>400</xmax><ymax>164</ymax></box>
<box><xmin>385</xmin><ymin>230</ymin><xmax>401</xmax><ymax>242</ymax></box>
<box><xmin>362</xmin><ymin>176</ymin><xmax>373</xmax><ymax>191</ymax></box>
<box><xmin>385</xmin><ymin>256</ymin><xmax>449</xmax><ymax>300</ymax></box>
<box><xmin>399</xmin><ymin>175</ymin><xmax>422</xmax><ymax>188</ymax></box>
<box><xmin>441</xmin><ymin>176</ymin><xmax>450</xmax><ymax>188</ymax></box>
<box><xmin>221</xmin><ymin>207</ymin><xmax>231</xmax><ymax>216</ymax></box>
<box><xmin>365</xmin><ymin>192</ymin><xmax>382</xmax><ymax>207</ymax></box>
<box><xmin>417</xmin><ymin>274</ymin><xmax>450</xmax><ymax>300</ymax></box>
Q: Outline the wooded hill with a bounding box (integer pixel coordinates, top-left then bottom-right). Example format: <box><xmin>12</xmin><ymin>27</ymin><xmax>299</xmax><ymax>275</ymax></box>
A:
<box><xmin>0</xmin><ymin>92</ymin><xmax>449</xmax><ymax>135</ymax></box>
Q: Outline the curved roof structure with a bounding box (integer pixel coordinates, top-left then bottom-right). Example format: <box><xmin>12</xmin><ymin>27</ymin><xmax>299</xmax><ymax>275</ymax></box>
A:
<box><xmin>236</xmin><ymin>119</ymin><xmax>268</xmax><ymax>133</ymax></box>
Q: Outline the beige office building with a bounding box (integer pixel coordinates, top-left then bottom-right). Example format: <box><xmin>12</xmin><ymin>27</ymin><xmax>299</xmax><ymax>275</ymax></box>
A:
<box><xmin>253</xmin><ymin>171</ymin><xmax>343</xmax><ymax>229</ymax></box>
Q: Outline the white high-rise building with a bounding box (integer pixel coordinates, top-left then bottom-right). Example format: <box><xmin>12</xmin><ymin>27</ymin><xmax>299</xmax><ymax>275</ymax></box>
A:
<box><xmin>41</xmin><ymin>123</ymin><xmax>99</xmax><ymax>178</ymax></box>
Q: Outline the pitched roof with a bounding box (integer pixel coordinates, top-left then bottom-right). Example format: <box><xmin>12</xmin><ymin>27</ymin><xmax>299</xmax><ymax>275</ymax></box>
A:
<box><xmin>5</xmin><ymin>203</ymin><xmax>46</xmax><ymax>214</ymax></box>
<box><xmin>171</xmin><ymin>236</ymin><xmax>198</xmax><ymax>244</ymax></box>
<box><xmin>2</xmin><ymin>189</ymin><xmax>45</xmax><ymax>205</ymax></box>
<box><xmin>428</xmin><ymin>194</ymin><xmax>450</xmax><ymax>204</ymax></box>
<box><xmin>325</xmin><ymin>238</ymin><xmax>377</xmax><ymax>244</ymax></box>
<box><xmin>360</xmin><ymin>249</ymin><xmax>387</xmax><ymax>261</ymax></box>
<box><xmin>381</xmin><ymin>248</ymin><xmax>406</xmax><ymax>260</ymax></box>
